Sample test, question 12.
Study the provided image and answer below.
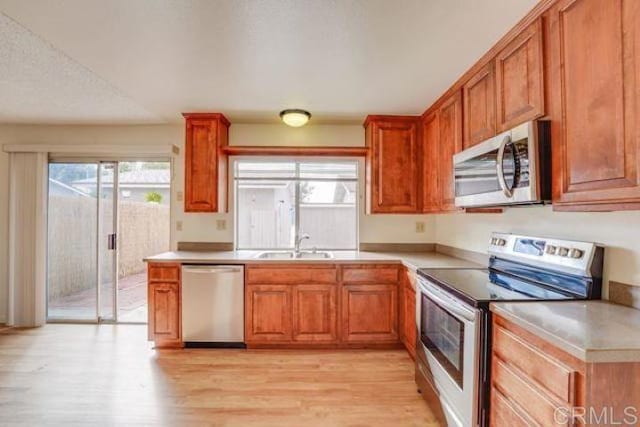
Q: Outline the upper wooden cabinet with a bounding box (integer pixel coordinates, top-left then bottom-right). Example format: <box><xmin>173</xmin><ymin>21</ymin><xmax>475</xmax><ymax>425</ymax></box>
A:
<box><xmin>548</xmin><ymin>0</ymin><xmax>640</xmax><ymax>211</ymax></box>
<box><xmin>422</xmin><ymin>110</ymin><xmax>441</xmax><ymax>213</ymax></box>
<box><xmin>364</xmin><ymin>116</ymin><xmax>420</xmax><ymax>213</ymax></box>
<box><xmin>495</xmin><ymin>19</ymin><xmax>545</xmax><ymax>132</ymax></box>
<box><xmin>183</xmin><ymin>113</ymin><xmax>230</xmax><ymax>212</ymax></box>
<box><xmin>438</xmin><ymin>91</ymin><xmax>463</xmax><ymax>211</ymax></box>
<box><xmin>463</xmin><ymin>63</ymin><xmax>496</xmax><ymax>149</ymax></box>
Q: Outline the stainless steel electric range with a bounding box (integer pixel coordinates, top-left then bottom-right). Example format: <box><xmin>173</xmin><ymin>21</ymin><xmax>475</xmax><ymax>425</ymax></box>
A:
<box><xmin>415</xmin><ymin>232</ymin><xmax>604</xmax><ymax>427</ymax></box>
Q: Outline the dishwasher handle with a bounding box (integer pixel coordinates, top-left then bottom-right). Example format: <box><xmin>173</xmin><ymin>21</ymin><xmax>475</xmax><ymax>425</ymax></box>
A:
<box><xmin>182</xmin><ymin>266</ymin><xmax>244</xmax><ymax>275</ymax></box>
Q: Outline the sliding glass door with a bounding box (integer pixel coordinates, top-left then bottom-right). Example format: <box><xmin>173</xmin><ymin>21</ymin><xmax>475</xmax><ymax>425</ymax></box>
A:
<box><xmin>47</xmin><ymin>161</ymin><xmax>117</xmax><ymax>322</ymax></box>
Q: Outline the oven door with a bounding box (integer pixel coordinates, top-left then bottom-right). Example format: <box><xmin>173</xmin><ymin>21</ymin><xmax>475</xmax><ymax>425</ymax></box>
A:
<box><xmin>416</xmin><ymin>278</ymin><xmax>481</xmax><ymax>427</ymax></box>
<box><xmin>453</xmin><ymin>121</ymin><xmax>540</xmax><ymax>208</ymax></box>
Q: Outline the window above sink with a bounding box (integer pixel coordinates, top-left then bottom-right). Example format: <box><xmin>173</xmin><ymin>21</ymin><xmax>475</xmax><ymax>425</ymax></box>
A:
<box><xmin>234</xmin><ymin>159</ymin><xmax>358</xmax><ymax>251</ymax></box>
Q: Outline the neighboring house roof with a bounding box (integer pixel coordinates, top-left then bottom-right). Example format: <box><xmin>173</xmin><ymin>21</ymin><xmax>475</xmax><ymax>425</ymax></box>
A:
<box><xmin>49</xmin><ymin>178</ymin><xmax>91</xmax><ymax>197</ymax></box>
<box><xmin>72</xmin><ymin>169</ymin><xmax>170</xmax><ymax>188</ymax></box>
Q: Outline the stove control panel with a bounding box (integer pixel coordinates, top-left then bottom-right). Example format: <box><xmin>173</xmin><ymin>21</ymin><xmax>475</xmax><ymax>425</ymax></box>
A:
<box><xmin>488</xmin><ymin>232</ymin><xmax>602</xmax><ymax>276</ymax></box>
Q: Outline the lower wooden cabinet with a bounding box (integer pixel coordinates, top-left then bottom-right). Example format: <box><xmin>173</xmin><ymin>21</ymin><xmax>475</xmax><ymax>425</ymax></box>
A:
<box><xmin>147</xmin><ymin>261</ymin><xmax>182</xmax><ymax>348</ymax></box>
<box><xmin>292</xmin><ymin>284</ymin><xmax>337</xmax><ymax>343</ymax></box>
<box><xmin>400</xmin><ymin>271</ymin><xmax>417</xmax><ymax>360</ymax></box>
<box><xmin>491</xmin><ymin>314</ymin><xmax>640</xmax><ymax>426</ymax></box>
<box><xmin>341</xmin><ymin>284</ymin><xmax>398</xmax><ymax>343</ymax></box>
<box><xmin>245</xmin><ymin>284</ymin><xmax>292</xmax><ymax>342</ymax></box>
<box><xmin>244</xmin><ymin>264</ymin><xmax>401</xmax><ymax>348</ymax></box>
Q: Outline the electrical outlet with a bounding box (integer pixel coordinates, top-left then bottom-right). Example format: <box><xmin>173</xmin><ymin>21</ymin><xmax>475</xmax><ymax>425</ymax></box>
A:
<box><xmin>415</xmin><ymin>221</ymin><xmax>425</xmax><ymax>233</ymax></box>
<box><xmin>176</xmin><ymin>191</ymin><xmax>183</xmax><ymax>202</ymax></box>
<box><xmin>216</xmin><ymin>219</ymin><xmax>226</xmax><ymax>230</ymax></box>
<box><xmin>176</xmin><ymin>220</ymin><xmax>183</xmax><ymax>231</ymax></box>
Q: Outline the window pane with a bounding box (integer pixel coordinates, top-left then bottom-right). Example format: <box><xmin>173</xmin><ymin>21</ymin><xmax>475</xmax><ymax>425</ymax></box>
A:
<box><xmin>235</xmin><ymin>161</ymin><xmax>296</xmax><ymax>179</ymax></box>
<box><xmin>236</xmin><ymin>180</ymin><xmax>296</xmax><ymax>249</ymax></box>
<box><xmin>299</xmin><ymin>180</ymin><xmax>357</xmax><ymax>249</ymax></box>
<box><xmin>299</xmin><ymin>162</ymin><xmax>358</xmax><ymax>179</ymax></box>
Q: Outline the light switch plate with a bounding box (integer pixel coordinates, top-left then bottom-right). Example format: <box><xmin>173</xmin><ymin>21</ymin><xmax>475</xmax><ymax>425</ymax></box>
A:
<box><xmin>176</xmin><ymin>191</ymin><xmax>183</xmax><ymax>202</ymax></box>
<box><xmin>176</xmin><ymin>220</ymin><xmax>183</xmax><ymax>231</ymax></box>
<box><xmin>415</xmin><ymin>222</ymin><xmax>425</xmax><ymax>233</ymax></box>
<box><xmin>216</xmin><ymin>219</ymin><xmax>226</xmax><ymax>230</ymax></box>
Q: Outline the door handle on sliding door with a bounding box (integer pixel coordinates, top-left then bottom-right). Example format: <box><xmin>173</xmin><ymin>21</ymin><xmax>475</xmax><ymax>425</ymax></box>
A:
<box><xmin>107</xmin><ymin>233</ymin><xmax>117</xmax><ymax>250</ymax></box>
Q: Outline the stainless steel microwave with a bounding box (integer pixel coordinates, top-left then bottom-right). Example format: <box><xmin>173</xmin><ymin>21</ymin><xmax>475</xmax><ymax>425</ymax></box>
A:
<box><xmin>453</xmin><ymin>120</ymin><xmax>551</xmax><ymax>208</ymax></box>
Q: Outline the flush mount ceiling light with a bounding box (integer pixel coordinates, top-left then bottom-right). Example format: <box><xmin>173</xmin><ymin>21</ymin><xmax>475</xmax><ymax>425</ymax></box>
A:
<box><xmin>279</xmin><ymin>109</ymin><xmax>311</xmax><ymax>127</ymax></box>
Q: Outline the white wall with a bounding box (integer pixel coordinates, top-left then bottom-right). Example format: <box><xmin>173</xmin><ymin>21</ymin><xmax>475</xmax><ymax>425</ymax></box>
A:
<box><xmin>435</xmin><ymin>207</ymin><xmax>640</xmax><ymax>294</ymax></box>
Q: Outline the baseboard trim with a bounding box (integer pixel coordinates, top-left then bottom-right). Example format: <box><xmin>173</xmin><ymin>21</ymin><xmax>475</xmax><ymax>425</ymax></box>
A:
<box><xmin>435</xmin><ymin>244</ymin><xmax>489</xmax><ymax>265</ymax></box>
<box><xmin>359</xmin><ymin>243</ymin><xmax>436</xmax><ymax>252</ymax></box>
<box><xmin>177</xmin><ymin>242</ymin><xmax>234</xmax><ymax>251</ymax></box>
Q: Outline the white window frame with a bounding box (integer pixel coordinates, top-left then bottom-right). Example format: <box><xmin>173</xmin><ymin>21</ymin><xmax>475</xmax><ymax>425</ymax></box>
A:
<box><xmin>233</xmin><ymin>157</ymin><xmax>359</xmax><ymax>251</ymax></box>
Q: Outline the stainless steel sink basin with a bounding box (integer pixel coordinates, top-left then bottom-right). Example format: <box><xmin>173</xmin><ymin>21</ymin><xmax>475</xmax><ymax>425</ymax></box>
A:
<box><xmin>295</xmin><ymin>251</ymin><xmax>333</xmax><ymax>259</ymax></box>
<box><xmin>254</xmin><ymin>250</ymin><xmax>333</xmax><ymax>259</ymax></box>
<box><xmin>255</xmin><ymin>251</ymin><xmax>296</xmax><ymax>259</ymax></box>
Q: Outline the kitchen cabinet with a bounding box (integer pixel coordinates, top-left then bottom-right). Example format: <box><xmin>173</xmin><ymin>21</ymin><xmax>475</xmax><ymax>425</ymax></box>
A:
<box><xmin>147</xmin><ymin>263</ymin><xmax>182</xmax><ymax>348</ymax></box>
<box><xmin>438</xmin><ymin>91</ymin><xmax>463</xmax><ymax>211</ymax></box>
<box><xmin>364</xmin><ymin>116</ymin><xmax>420</xmax><ymax>213</ymax></box>
<box><xmin>292</xmin><ymin>284</ymin><xmax>338</xmax><ymax>343</ymax></box>
<box><xmin>245</xmin><ymin>284</ymin><xmax>293</xmax><ymax>342</ymax></box>
<box><xmin>421</xmin><ymin>110</ymin><xmax>441</xmax><ymax>213</ymax></box>
<box><xmin>400</xmin><ymin>269</ymin><xmax>417</xmax><ymax>359</ymax></box>
<box><xmin>341</xmin><ymin>284</ymin><xmax>398</xmax><ymax>343</ymax></box>
<box><xmin>491</xmin><ymin>313</ymin><xmax>640</xmax><ymax>426</ymax></box>
<box><xmin>245</xmin><ymin>263</ymin><xmax>400</xmax><ymax>348</ymax></box>
<box><xmin>183</xmin><ymin>113</ymin><xmax>230</xmax><ymax>212</ymax></box>
<box><xmin>547</xmin><ymin>0</ymin><xmax>640</xmax><ymax>211</ymax></box>
<box><xmin>495</xmin><ymin>18</ymin><xmax>545</xmax><ymax>132</ymax></box>
<box><xmin>463</xmin><ymin>63</ymin><xmax>496</xmax><ymax>149</ymax></box>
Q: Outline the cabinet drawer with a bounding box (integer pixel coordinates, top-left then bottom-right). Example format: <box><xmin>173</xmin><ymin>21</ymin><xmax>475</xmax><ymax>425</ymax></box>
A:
<box><xmin>490</xmin><ymin>387</ymin><xmax>534</xmax><ymax>427</ymax></box>
<box><xmin>148</xmin><ymin>263</ymin><xmax>180</xmax><ymax>283</ymax></box>
<box><xmin>492</xmin><ymin>357</ymin><xmax>570</xmax><ymax>426</ymax></box>
<box><xmin>493</xmin><ymin>323</ymin><xmax>575</xmax><ymax>405</ymax></box>
<box><xmin>342</xmin><ymin>265</ymin><xmax>399</xmax><ymax>283</ymax></box>
<box><xmin>246</xmin><ymin>266</ymin><xmax>337</xmax><ymax>284</ymax></box>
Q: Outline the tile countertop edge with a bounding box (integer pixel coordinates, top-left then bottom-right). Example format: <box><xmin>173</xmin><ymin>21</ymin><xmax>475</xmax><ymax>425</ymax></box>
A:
<box><xmin>490</xmin><ymin>301</ymin><xmax>640</xmax><ymax>364</ymax></box>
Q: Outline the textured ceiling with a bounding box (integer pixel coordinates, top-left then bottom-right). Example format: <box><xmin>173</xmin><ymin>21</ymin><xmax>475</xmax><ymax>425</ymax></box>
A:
<box><xmin>0</xmin><ymin>0</ymin><xmax>538</xmax><ymax>125</ymax></box>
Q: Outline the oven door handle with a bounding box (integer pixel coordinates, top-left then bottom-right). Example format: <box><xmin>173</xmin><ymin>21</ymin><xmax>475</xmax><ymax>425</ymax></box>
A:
<box><xmin>496</xmin><ymin>134</ymin><xmax>514</xmax><ymax>198</ymax></box>
<box><xmin>419</xmin><ymin>280</ymin><xmax>477</xmax><ymax>322</ymax></box>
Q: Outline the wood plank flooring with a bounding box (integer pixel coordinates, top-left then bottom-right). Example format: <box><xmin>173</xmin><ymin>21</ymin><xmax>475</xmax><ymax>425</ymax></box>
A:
<box><xmin>0</xmin><ymin>324</ymin><xmax>439</xmax><ymax>426</ymax></box>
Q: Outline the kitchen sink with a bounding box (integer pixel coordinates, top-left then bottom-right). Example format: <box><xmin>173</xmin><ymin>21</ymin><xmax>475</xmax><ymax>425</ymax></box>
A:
<box><xmin>254</xmin><ymin>251</ymin><xmax>333</xmax><ymax>259</ymax></box>
<box><xmin>295</xmin><ymin>251</ymin><xmax>333</xmax><ymax>259</ymax></box>
<box><xmin>255</xmin><ymin>251</ymin><xmax>296</xmax><ymax>259</ymax></box>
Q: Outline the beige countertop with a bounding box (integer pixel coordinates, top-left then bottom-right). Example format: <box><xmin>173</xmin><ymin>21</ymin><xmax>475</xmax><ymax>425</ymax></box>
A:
<box><xmin>491</xmin><ymin>301</ymin><xmax>640</xmax><ymax>363</ymax></box>
<box><xmin>144</xmin><ymin>250</ymin><xmax>482</xmax><ymax>272</ymax></box>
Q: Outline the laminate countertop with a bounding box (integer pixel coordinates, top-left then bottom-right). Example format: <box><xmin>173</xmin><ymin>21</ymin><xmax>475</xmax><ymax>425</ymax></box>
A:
<box><xmin>491</xmin><ymin>301</ymin><xmax>640</xmax><ymax>363</ymax></box>
<box><xmin>144</xmin><ymin>250</ymin><xmax>482</xmax><ymax>272</ymax></box>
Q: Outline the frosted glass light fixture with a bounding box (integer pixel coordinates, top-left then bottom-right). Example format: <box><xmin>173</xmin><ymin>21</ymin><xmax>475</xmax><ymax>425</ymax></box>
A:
<box><xmin>279</xmin><ymin>109</ymin><xmax>311</xmax><ymax>127</ymax></box>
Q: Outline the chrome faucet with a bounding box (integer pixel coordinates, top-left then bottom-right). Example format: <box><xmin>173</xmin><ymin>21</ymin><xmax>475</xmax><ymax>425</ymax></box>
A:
<box><xmin>294</xmin><ymin>233</ymin><xmax>310</xmax><ymax>254</ymax></box>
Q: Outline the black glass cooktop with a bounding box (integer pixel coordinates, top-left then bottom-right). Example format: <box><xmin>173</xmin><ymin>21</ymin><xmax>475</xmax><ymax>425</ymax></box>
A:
<box><xmin>417</xmin><ymin>268</ymin><xmax>580</xmax><ymax>308</ymax></box>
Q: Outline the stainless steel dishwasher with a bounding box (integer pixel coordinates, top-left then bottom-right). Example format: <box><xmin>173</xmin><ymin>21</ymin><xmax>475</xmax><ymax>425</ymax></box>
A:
<box><xmin>181</xmin><ymin>265</ymin><xmax>245</xmax><ymax>347</ymax></box>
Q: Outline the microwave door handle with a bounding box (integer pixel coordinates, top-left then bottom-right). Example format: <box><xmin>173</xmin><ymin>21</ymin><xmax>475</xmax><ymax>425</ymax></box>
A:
<box><xmin>496</xmin><ymin>134</ymin><xmax>514</xmax><ymax>198</ymax></box>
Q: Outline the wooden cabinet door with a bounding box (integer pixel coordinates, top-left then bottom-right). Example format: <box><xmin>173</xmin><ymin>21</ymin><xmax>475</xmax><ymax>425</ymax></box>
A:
<box><xmin>341</xmin><ymin>284</ymin><xmax>398</xmax><ymax>342</ymax></box>
<box><xmin>422</xmin><ymin>111</ymin><xmax>441</xmax><ymax>212</ymax></box>
<box><xmin>495</xmin><ymin>19</ymin><xmax>545</xmax><ymax>132</ymax></box>
<box><xmin>245</xmin><ymin>284</ymin><xmax>292</xmax><ymax>342</ymax></box>
<box><xmin>402</xmin><ymin>281</ymin><xmax>417</xmax><ymax>359</ymax></box>
<box><xmin>438</xmin><ymin>91</ymin><xmax>463</xmax><ymax>211</ymax></box>
<box><xmin>365</xmin><ymin>117</ymin><xmax>420</xmax><ymax>213</ymax></box>
<box><xmin>463</xmin><ymin>63</ymin><xmax>497</xmax><ymax>148</ymax></box>
<box><xmin>184</xmin><ymin>114</ymin><xmax>229</xmax><ymax>212</ymax></box>
<box><xmin>292</xmin><ymin>284</ymin><xmax>337</xmax><ymax>343</ymax></box>
<box><xmin>548</xmin><ymin>0</ymin><xmax>640</xmax><ymax>211</ymax></box>
<box><xmin>148</xmin><ymin>282</ymin><xmax>181</xmax><ymax>345</ymax></box>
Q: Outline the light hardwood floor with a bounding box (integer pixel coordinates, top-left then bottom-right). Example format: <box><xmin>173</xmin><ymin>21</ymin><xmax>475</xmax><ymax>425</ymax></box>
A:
<box><xmin>0</xmin><ymin>325</ymin><xmax>439</xmax><ymax>426</ymax></box>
